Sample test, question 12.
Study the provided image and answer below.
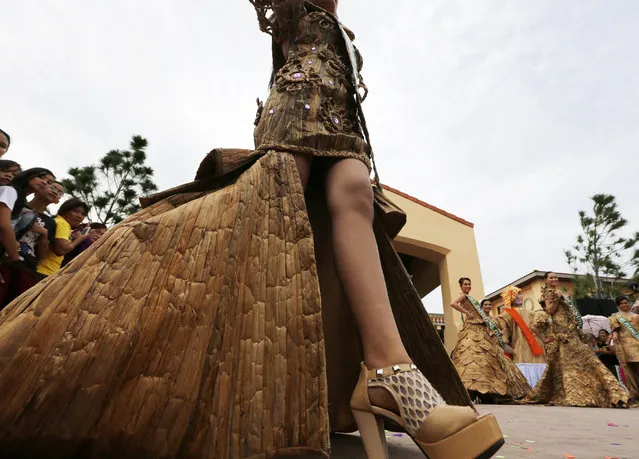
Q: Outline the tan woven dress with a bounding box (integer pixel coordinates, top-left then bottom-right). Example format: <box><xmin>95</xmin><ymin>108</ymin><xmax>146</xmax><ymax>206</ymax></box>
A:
<box><xmin>609</xmin><ymin>311</ymin><xmax>639</xmax><ymax>399</ymax></box>
<box><xmin>451</xmin><ymin>296</ymin><xmax>530</xmax><ymax>400</ymax></box>
<box><xmin>253</xmin><ymin>6</ymin><xmax>370</xmax><ymax>169</ymax></box>
<box><xmin>525</xmin><ymin>295</ymin><xmax>629</xmax><ymax>407</ymax></box>
<box><xmin>0</xmin><ymin>2</ymin><xmax>472</xmax><ymax>458</ymax></box>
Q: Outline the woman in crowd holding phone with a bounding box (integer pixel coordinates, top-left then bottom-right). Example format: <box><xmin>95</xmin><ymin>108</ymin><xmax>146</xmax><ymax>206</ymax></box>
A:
<box><xmin>36</xmin><ymin>197</ymin><xmax>91</xmax><ymax>277</ymax></box>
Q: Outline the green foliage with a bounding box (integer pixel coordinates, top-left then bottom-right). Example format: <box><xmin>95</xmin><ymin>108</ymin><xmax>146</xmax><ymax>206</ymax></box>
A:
<box><xmin>60</xmin><ymin>136</ymin><xmax>158</xmax><ymax>225</ymax></box>
<box><xmin>571</xmin><ymin>274</ymin><xmax>595</xmax><ymax>299</ymax></box>
<box><xmin>565</xmin><ymin>194</ymin><xmax>639</xmax><ymax>298</ymax></box>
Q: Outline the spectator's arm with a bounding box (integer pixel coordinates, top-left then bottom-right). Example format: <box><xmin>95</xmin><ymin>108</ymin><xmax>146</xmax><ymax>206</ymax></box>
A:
<box><xmin>37</xmin><ymin>231</ymin><xmax>50</xmax><ymax>258</ymax></box>
<box><xmin>51</xmin><ymin>233</ymin><xmax>90</xmax><ymax>256</ymax></box>
<box><xmin>29</xmin><ymin>223</ymin><xmax>50</xmax><ymax>259</ymax></box>
<box><xmin>608</xmin><ymin>332</ymin><xmax>619</xmax><ymax>348</ymax></box>
<box><xmin>0</xmin><ymin>205</ymin><xmax>19</xmax><ymax>261</ymax></box>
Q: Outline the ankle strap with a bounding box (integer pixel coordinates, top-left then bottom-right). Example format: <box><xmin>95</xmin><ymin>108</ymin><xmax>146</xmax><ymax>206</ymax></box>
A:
<box><xmin>364</xmin><ymin>363</ymin><xmax>418</xmax><ymax>380</ymax></box>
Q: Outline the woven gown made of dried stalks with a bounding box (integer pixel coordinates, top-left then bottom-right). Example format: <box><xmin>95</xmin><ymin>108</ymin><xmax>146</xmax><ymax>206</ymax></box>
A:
<box><xmin>525</xmin><ymin>297</ymin><xmax>629</xmax><ymax>408</ymax></box>
<box><xmin>609</xmin><ymin>311</ymin><xmax>639</xmax><ymax>399</ymax></box>
<box><xmin>0</xmin><ymin>4</ymin><xmax>472</xmax><ymax>459</ymax></box>
<box><xmin>451</xmin><ymin>297</ymin><xmax>531</xmax><ymax>399</ymax></box>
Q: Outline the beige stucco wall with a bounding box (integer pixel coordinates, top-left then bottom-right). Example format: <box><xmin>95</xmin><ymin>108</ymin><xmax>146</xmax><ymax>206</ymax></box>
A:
<box><xmin>384</xmin><ymin>189</ymin><xmax>484</xmax><ymax>353</ymax></box>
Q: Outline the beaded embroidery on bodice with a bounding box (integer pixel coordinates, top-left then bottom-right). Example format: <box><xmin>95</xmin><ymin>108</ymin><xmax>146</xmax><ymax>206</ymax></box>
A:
<box><xmin>368</xmin><ymin>368</ymin><xmax>446</xmax><ymax>435</ymax></box>
<box><xmin>254</xmin><ymin>8</ymin><xmax>369</xmax><ymax>162</ymax></box>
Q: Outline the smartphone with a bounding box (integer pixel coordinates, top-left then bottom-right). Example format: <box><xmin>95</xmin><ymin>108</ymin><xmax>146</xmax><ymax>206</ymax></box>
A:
<box><xmin>81</xmin><ymin>227</ymin><xmax>91</xmax><ymax>236</ymax></box>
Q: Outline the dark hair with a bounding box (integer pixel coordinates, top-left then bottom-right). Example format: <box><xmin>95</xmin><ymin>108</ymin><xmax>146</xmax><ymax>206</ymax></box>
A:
<box><xmin>0</xmin><ymin>159</ymin><xmax>20</xmax><ymax>171</ymax></box>
<box><xmin>458</xmin><ymin>277</ymin><xmax>471</xmax><ymax>286</ymax></box>
<box><xmin>11</xmin><ymin>167</ymin><xmax>55</xmax><ymax>189</ymax></box>
<box><xmin>615</xmin><ymin>295</ymin><xmax>629</xmax><ymax>306</ymax></box>
<box><xmin>544</xmin><ymin>272</ymin><xmax>555</xmax><ymax>279</ymax></box>
<box><xmin>598</xmin><ymin>328</ymin><xmax>610</xmax><ymax>335</ymax></box>
<box><xmin>480</xmin><ymin>299</ymin><xmax>491</xmax><ymax>307</ymax></box>
<box><xmin>57</xmin><ymin>197</ymin><xmax>90</xmax><ymax>217</ymax></box>
<box><xmin>9</xmin><ymin>167</ymin><xmax>55</xmax><ymax>218</ymax></box>
<box><xmin>89</xmin><ymin>222</ymin><xmax>107</xmax><ymax>230</ymax></box>
<box><xmin>0</xmin><ymin>128</ymin><xmax>10</xmax><ymax>147</ymax></box>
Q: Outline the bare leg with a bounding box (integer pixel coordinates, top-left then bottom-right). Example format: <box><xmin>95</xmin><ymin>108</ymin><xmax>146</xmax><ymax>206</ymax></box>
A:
<box><xmin>292</xmin><ymin>153</ymin><xmax>313</xmax><ymax>190</ymax></box>
<box><xmin>325</xmin><ymin>158</ymin><xmax>410</xmax><ymax>369</ymax></box>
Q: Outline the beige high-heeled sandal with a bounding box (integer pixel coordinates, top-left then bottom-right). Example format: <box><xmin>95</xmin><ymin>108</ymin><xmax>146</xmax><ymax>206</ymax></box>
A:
<box><xmin>350</xmin><ymin>363</ymin><xmax>504</xmax><ymax>459</ymax></box>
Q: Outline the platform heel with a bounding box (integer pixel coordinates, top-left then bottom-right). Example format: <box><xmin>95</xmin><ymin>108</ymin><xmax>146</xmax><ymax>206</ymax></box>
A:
<box><xmin>350</xmin><ymin>363</ymin><xmax>504</xmax><ymax>459</ymax></box>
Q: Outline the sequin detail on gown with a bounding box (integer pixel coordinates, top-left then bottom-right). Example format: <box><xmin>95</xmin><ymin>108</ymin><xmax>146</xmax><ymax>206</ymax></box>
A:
<box><xmin>254</xmin><ymin>9</ymin><xmax>370</xmax><ymax>168</ymax></box>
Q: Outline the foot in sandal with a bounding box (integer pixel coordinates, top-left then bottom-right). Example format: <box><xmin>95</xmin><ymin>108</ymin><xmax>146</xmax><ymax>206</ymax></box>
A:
<box><xmin>351</xmin><ymin>363</ymin><xmax>505</xmax><ymax>459</ymax></box>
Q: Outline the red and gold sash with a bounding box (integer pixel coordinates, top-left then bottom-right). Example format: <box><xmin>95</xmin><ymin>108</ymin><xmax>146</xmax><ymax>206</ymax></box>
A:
<box><xmin>504</xmin><ymin>307</ymin><xmax>544</xmax><ymax>356</ymax></box>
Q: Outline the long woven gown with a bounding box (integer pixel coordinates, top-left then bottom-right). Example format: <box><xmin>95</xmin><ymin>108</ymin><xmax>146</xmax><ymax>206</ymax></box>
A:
<box><xmin>525</xmin><ymin>298</ymin><xmax>629</xmax><ymax>407</ymax></box>
<box><xmin>0</xmin><ymin>2</ymin><xmax>472</xmax><ymax>458</ymax></box>
<box><xmin>451</xmin><ymin>296</ymin><xmax>530</xmax><ymax>400</ymax></box>
<box><xmin>609</xmin><ymin>311</ymin><xmax>639</xmax><ymax>399</ymax></box>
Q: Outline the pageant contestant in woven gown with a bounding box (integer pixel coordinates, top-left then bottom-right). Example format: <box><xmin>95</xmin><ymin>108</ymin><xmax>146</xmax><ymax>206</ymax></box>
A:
<box><xmin>609</xmin><ymin>295</ymin><xmax>639</xmax><ymax>402</ymax></box>
<box><xmin>0</xmin><ymin>1</ymin><xmax>504</xmax><ymax>458</ymax></box>
<box><xmin>526</xmin><ymin>273</ymin><xmax>628</xmax><ymax>408</ymax></box>
<box><xmin>450</xmin><ymin>278</ymin><xmax>530</xmax><ymax>402</ymax></box>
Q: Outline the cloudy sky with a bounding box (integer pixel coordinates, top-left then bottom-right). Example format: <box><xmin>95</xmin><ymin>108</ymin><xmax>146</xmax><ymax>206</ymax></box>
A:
<box><xmin>2</xmin><ymin>1</ymin><xmax>637</xmax><ymax>311</ymax></box>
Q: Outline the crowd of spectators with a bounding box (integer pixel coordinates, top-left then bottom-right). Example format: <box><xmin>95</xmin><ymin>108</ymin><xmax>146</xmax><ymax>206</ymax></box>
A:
<box><xmin>584</xmin><ymin>328</ymin><xmax>622</xmax><ymax>380</ymax></box>
<box><xmin>0</xmin><ymin>127</ymin><xmax>107</xmax><ymax>310</ymax></box>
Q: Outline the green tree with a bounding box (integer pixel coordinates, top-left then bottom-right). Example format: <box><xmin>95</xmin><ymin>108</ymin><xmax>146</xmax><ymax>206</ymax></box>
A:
<box><xmin>61</xmin><ymin>135</ymin><xmax>158</xmax><ymax>225</ymax></box>
<box><xmin>565</xmin><ymin>194</ymin><xmax>639</xmax><ymax>298</ymax></box>
<box><xmin>570</xmin><ymin>274</ymin><xmax>596</xmax><ymax>300</ymax></box>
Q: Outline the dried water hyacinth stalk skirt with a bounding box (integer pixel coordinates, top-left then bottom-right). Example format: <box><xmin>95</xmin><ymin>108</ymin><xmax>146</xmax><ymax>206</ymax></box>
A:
<box><xmin>524</xmin><ymin>303</ymin><xmax>629</xmax><ymax>408</ymax></box>
<box><xmin>609</xmin><ymin>312</ymin><xmax>639</xmax><ymax>399</ymax></box>
<box><xmin>0</xmin><ymin>150</ymin><xmax>472</xmax><ymax>458</ymax></box>
<box><xmin>451</xmin><ymin>318</ymin><xmax>530</xmax><ymax>400</ymax></box>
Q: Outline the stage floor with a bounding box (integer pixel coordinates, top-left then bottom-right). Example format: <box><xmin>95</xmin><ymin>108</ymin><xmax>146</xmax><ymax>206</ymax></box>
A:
<box><xmin>310</xmin><ymin>404</ymin><xmax>638</xmax><ymax>458</ymax></box>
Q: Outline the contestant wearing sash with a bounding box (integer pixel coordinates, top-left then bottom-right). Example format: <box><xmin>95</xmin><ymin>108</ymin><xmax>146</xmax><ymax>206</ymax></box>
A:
<box><xmin>496</xmin><ymin>286</ymin><xmax>545</xmax><ymax>364</ymax></box>
<box><xmin>450</xmin><ymin>278</ymin><xmax>531</xmax><ymax>402</ymax></box>
<box><xmin>609</xmin><ymin>295</ymin><xmax>639</xmax><ymax>402</ymax></box>
<box><xmin>525</xmin><ymin>273</ymin><xmax>629</xmax><ymax>407</ymax></box>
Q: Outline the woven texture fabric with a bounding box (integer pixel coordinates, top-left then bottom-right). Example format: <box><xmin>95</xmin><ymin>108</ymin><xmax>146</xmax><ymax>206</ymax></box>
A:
<box><xmin>610</xmin><ymin>312</ymin><xmax>639</xmax><ymax>363</ymax></box>
<box><xmin>609</xmin><ymin>311</ymin><xmax>639</xmax><ymax>399</ymax></box>
<box><xmin>525</xmin><ymin>296</ymin><xmax>629</xmax><ymax>407</ymax></box>
<box><xmin>0</xmin><ymin>154</ymin><xmax>331</xmax><ymax>458</ymax></box>
<box><xmin>0</xmin><ymin>2</ymin><xmax>474</xmax><ymax>456</ymax></box>
<box><xmin>451</xmin><ymin>298</ymin><xmax>531</xmax><ymax>399</ymax></box>
<box><xmin>253</xmin><ymin>5</ymin><xmax>370</xmax><ymax>169</ymax></box>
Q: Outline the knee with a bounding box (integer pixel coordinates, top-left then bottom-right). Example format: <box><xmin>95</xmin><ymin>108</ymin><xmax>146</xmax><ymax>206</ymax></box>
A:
<box><xmin>327</xmin><ymin>174</ymin><xmax>374</xmax><ymax>221</ymax></box>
